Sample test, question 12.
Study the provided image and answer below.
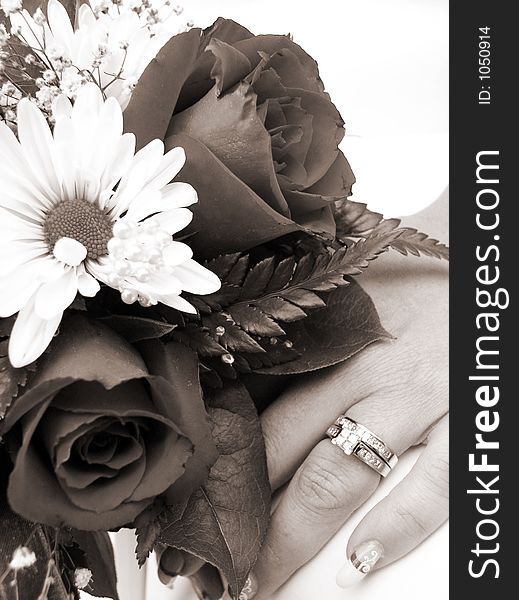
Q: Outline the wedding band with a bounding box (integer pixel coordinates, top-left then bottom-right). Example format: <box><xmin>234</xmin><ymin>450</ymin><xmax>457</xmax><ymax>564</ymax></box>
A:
<box><xmin>326</xmin><ymin>416</ymin><xmax>398</xmax><ymax>477</ymax></box>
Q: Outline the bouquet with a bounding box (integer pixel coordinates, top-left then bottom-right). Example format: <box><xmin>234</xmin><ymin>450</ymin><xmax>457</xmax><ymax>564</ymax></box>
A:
<box><xmin>0</xmin><ymin>1</ymin><xmax>448</xmax><ymax>598</ymax></box>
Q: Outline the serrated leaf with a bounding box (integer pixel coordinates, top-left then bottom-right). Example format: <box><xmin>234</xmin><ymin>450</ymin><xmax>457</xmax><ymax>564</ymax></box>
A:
<box><xmin>390</xmin><ymin>228</ymin><xmax>449</xmax><ymax>260</ymax></box>
<box><xmin>334</xmin><ymin>199</ymin><xmax>384</xmax><ymax>236</ymax></box>
<box><xmin>242</xmin><ymin>340</ymin><xmax>300</xmax><ymax>370</ymax></box>
<box><xmin>256</xmin><ymin>297</ymin><xmax>307</xmax><ymax>322</ymax></box>
<box><xmin>282</xmin><ymin>289</ymin><xmax>326</xmax><ymax>309</ymax></box>
<box><xmin>203</xmin><ymin>314</ymin><xmax>265</xmax><ymax>353</ymax></box>
<box><xmin>172</xmin><ymin>327</ymin><xmax>227</xmax><ymax>357</ymax></box>
<box><xmin>291</xmin><ymin>253</ymin><xmax>316</xmax><ymax>284</ymax></box>
<box><xmin>0</xmin><ymin>357</ymin><xmax>28</xmax><ymax>420</ymax></box>
<box><xmin>135</xmin><ymin>519</ymin><xmax>162</xmax><ymax>567</ymax></box>
<box><xmin>265</xmin><ymin>256</ymin><xmax>296</xmax><ymax>292</ymax></box>
<box><xmin>240</xmin><ymin>257</ymin><xmax>276</xmax><ymax>300</ymax></box>
<box><xmin>228</xmin><ymin>304</ymin><xmax>285</xmax><ymax>337</ymax></box>
<box><xmin>158</xmin><ymin>383</ymin><xmax>270</xmax><ymax>600</ymax></box>
<box><xmin>204</xmin><ymin>253</ymin><xmax>242</xmax><ymax>279</ymax></box>
<box><xmin>255</xmin><ymin>280</ymin><xmax>391</xmax><ymax>375</ymax></box>
<box><xmin>227</xmin><ymin>255</ymin><xmax>250</xmax><ymax>285</ymax></box>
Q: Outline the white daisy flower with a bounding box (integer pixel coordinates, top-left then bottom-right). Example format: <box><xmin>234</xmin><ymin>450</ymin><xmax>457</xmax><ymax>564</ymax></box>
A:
<box><xmin>0</xmin><ymin>83</ymin><xmax>220</xmax><ymax>368</ymax></box>
<box><xmin>10</xmin><ymin>0</ymin><xmax>174</xmax><ymax>108</ymax></box>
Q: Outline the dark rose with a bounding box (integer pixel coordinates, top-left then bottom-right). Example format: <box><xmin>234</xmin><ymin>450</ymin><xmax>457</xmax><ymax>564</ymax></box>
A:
<box><xmin>0</xmin><ymin>316</ymin><xmax>216</xmax><ymax>530</ymax></box>
<box><xmin>124</xmin><ymin>19</ymin><xmax>355</xmax><ymax>257</ymax></box>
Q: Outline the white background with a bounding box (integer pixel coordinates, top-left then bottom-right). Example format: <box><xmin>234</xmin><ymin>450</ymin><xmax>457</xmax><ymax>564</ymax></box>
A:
<box><xmin>86</xmin><ymin>1</ymin><xmax>449</xmax><ymax>599</ymax></box>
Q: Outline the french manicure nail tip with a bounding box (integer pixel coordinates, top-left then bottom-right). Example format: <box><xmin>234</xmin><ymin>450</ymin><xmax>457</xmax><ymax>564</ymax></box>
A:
<box><xmin>336</xmin><ymin>540</ymin><xmax>384</xmax><ymax>588</ymax></box>
<box><xmin>220</xmin><ymin>574</ymin><xmax>257</xmax><ymax>600</ymax></box>
<box><xmin>239</xmin><ymin>574</ymin><xmax>258</xmax><ymax>600</ymax></box>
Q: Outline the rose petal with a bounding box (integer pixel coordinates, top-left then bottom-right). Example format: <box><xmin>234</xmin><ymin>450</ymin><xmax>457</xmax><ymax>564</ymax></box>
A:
<box><xmin>6</xmin><ymin>399</ymin><xmax>150</xmax><ymax>529</ymax></box>
<box><xmin>168</xmin><ymin>82</ymin><xmax>289</xmax><ymax>217</ymax></box>
<box><xmin>140</xmin><ymin>341</ymin><xmax>218</xmax><ymax>502</ymax></box>
<box><xmin>206</xmin><ymin>38</ymin><xmax>252</xmax><ymax>96</ymax></box>
<box><xmin>164</xmin><ymin>133</ymin><xmax>299</xmax><ymax>257</ymax></box>
<box><xmin>175</xmin><ymin>18</ymin><xmax>255</xmax><ymax>112</ymax></box>
<box><xmin>63</xmin><ymin>454</ymin><xmax>147</xmax><ymax>512</ymax></box>
<box><xmin>124</xmin><ymin>28</ymin><xmax>203</xmax><ymax>150</ymax></box>
<box><xmin>235</xmin><ymin>35</ymin><xmax>325</xmax><ymax>94</ymax></box>
<box><xmin>297</xmin><ymin>204</ymin><xmax>337</xmax><ymax>237</ymax></box>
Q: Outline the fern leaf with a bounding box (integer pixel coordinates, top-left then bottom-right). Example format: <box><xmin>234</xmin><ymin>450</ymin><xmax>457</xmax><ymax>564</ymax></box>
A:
<box><xmin>390</xmin><ymin>228</ymin><xmax>449</xmax><ymax>260</ymax></box>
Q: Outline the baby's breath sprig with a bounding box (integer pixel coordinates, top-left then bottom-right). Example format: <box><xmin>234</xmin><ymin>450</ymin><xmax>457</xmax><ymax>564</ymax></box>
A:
<box><xmin>0</xmin><ymin>0</ymin><xmax>190</xmax><ymax>128</ymax></box>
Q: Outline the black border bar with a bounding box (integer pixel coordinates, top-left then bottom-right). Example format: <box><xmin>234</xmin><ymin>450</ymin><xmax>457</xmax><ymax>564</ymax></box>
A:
<box><xmin>450</xmin><ymin>1</ymin><xmax>515</xmax><ymax>597</ymax></box>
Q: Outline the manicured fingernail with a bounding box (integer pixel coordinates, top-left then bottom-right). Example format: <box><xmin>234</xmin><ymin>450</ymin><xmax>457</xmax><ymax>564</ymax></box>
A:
<box><xmin>336</xmin><ymin>540</ymin><xmax>384</xmax><ymax>588</ymax></box>
<box><xmin>158</xmin><ymin>568</ymin><xmax>177</xmax><ymax>589</ymax></box>
<box><xmin>238</xmin><ymin>574</ymin><xmax>258</xmax><ymax>599</ymax></box>
<box><xmin>220</xmin><ymin>573</ymin><xmax>258</xmax><ymax>600</ymax></box>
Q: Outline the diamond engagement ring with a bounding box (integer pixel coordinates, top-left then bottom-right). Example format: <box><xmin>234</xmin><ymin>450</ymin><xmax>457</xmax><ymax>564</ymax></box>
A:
<box><xmin>326</xmin><ymin>416</ymin><xmax>398</xmax><ymax>477</ymax></box>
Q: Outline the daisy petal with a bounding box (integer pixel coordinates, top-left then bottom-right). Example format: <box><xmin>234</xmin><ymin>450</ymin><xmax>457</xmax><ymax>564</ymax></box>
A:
<box><xmin>34</xmin><ymin>268</ymin><xmax>78</xmax><ymax>320</ymax></box>
<box><xmin>154</xmin><ymin>208</ymin><xmax>194</xmax><ymax>235</ymax></box>
<box><xmin>162</xmin><ymin>241</ymin><xmax>193</xmax><ymax>267</ymax></box>
<box><xmin>141</xmin><ymin>146</ymin><xmax>186</xmax><ymax>192</ymax></box>
<box><xmin>172</xmin><ymin>259</ymin><xmax>221</xmax><ymax>295</ymax></box>
<box><xmin>16</xmin><ymin>99</ymin><xmax>61</xmax><ymax>201</ymax></box>
<box><xmin>159</xmin><ymin>294</ymin><xmax>197</xmax><ymax>314</ymax></box>
<box><xmin>0</xmin><ymin>259</ymin><xmax>60</xmax><ymax>318</ymax></box>
<box><xmin>78</xmin><ymin>271</ymin><xmax>101</xmax><ymax>297</ymax></box>
<box><xmin>160</xmin><ymin>182</ymin><xmax>198</xmax><ymax>208</ymax></box>
<box><xmin>47</xmin><ymin>0</ymin><xmax>75</xmax><ymax>55</ymax></box>
<box><xmin>9</xmin><ymin>296</ymin><xmax>63</xmax><ymax>368</ymax></box>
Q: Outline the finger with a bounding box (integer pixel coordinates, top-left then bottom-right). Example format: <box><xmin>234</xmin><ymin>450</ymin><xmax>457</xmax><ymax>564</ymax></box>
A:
<box><xmin>250</xmin><ymin>437</ymin><xmax>380</xmax><ymax>600</ymax></box>
<box><xmin>337</xmin><ymin>414</ymin><xmax>449</xmax><ymax>587</ymax></box>
<box><xmin>261</xmin><ymin>335</ymin><xmax>446</xmax><ymax>491</ymax></box>
<box><xmin>260</xmin><ymin>348</ymin><xmax>387</xmax><ymax>491</ymax></box>
<box><xmin>157</xmin><ymin>547</ymin><xmax>205</xmax><ymax>588</ymax></box>
<box><xmin>250</xmin><ymin>392</ymin><xmax>447</xmax><ymax>600</ymax></box>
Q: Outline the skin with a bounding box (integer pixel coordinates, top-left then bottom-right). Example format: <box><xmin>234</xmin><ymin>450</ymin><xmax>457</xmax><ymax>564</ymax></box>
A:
<box><xmin>249</xmin><ymin>190</ymin><xmax>449</xmax><ymax>599</ymax></box>
<box><xmin>160</xmin><ymin>191</ymin><xmax>449</xmax><ymax>599</ymax></box>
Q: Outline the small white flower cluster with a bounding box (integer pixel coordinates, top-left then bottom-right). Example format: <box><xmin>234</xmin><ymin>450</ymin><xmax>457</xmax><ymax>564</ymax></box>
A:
<box><xmin>74</xmin><ymin>567</ymin><xmax>93</xmax><ymax>590</ymax></box>
<box><xmin>0</xmin><ymin>0</ymin><xmax>22</xmax><ymax>16</ymax></box>
<box><xmin>91</xmin><ymin>0</ymin><xmax>191</xmax><ymax>35</ymax></box>
<box><xmin>0</xmin><ymin>0</ymin><xmax>189</xmax><ymax>128</ymax></box>
<box><xmin>9</xmin><ymin>546</ymin><xmax>36</xmax><ymax>571</ymax></box>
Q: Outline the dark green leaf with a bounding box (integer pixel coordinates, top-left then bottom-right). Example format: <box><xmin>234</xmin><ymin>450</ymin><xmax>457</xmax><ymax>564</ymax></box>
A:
<box><xmin>0</xmin><ymin>317</ymin><xmax>14</xmax><ymax>338</ymax></box>
<box><xmin>135</xmin><ymin>519</ymin><xmax>162</xmax><ymax>568</ymax></box>
<box><xmin>265</xmin><ymin>256</ymin><xmax>296</xmax><ymax>292</ymax></box>
<box><xmin>334</xmin><ymin>199</ymin><xmax>384</xmax><ymax>236</ymax></box>
<box><xmin>69</xmin><ymin>531</ymin><xmax>119</xmax><ymax>599</ymax></box>
<box><xmin>171</xmin><ymin>327</ymin><xmax>227</xmax><ymax>357</ymax></box>
<box><xmin>0</xmin><ymin>357</ymin><xmax>28</xmax><ymax>420</ymax></box>
<box><xmin>158</xmin><ymin>383</ymin><xmax>270</xmax><ymax>600</ymax></box>
<box><xmin>99</xmin><ymin>315</ymin><xmax>176</xmax><ymax>342</ymax></box>
<box><xmin>228</xmin><ymin>304</ymin><xmax>285</xmax><ymax>337</ymax></box>
<box><xmin>255</xmin><ymin>280</ymin><xmax>392</xmax><ymax>374</ymax></box>
<box><xmin>202</xmin><ymin>314</ymin><xmax>265</xmax><ymax>353</ymax></box>
<box><xmin>282</xmin><ymin>288</ymin><xmax>326</xmax><ymax>309</ymax></box>
<box><xmin>204</xmin><ymin>253</ymin><xmax>243</xmax><ymax>280</ymax></box>
<box><xmin>390</xmin><ymin>228</ymin><xmax>449</xmax><ymax>260</ymax></box>
<box><xmin>240</xmin><ymin>257</ymin><xmax>276</xmax><ymax>300</ymax></box>
<box><xmin>256</xmin><ymin>297</ymin><xmax>306</xmax><ymax>322</ymax></box>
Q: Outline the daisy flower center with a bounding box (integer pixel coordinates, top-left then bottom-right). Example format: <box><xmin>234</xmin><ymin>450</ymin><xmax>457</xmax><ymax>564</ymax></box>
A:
<box><xmin>43</xmin><ymin>199</ymin><xmax>114</xmax><ymax>260</ymax></box>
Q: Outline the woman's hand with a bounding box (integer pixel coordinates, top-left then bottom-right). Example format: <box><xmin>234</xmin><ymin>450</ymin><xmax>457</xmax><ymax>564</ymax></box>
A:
<box><xmin>236</xmin><ymin>192</ymin><xmax>449</xmax><ymax>600</ymax></box>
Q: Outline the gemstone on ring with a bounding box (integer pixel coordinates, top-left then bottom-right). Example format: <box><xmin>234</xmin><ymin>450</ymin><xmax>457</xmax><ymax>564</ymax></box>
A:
<box><xmin>326</xmin><ymin>416</ymin><xmax>398</xmax><ymax>477</ymax></box>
